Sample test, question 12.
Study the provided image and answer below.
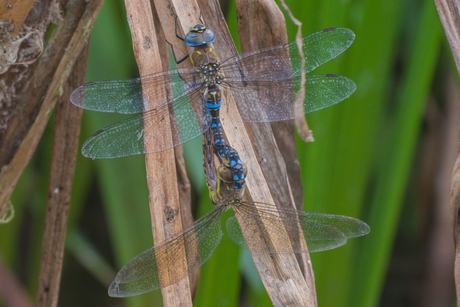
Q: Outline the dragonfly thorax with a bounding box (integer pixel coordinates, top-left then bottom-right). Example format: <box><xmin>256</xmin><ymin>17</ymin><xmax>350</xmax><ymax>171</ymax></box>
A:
<box><xmin>190</xmin><ymin>45</ymin><xmax>220</xmax><ymax>68</ymax></box>
<box><xmin>200</xmin><ymin>63</ymin><xmax>223</xmax><ymax>87</ymax></box>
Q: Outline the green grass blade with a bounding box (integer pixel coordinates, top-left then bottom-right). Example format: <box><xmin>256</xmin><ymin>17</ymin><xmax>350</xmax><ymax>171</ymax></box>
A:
<box><xmin>84</xmin><ymin>1</ymin><xmax>162</xmax><ymax>305</ymax></box>
<box><xmin>350</xmin><ymin>1</ymin><xmax>443</xmax><ymax>305</ymax></box>
<box><xmin>285</xmin><ymin>0</ymin><xmax>403</xmax><ymax>306</ymax></box>
<box><xmin>193</xmin><ymin>189</ymin><xmax>241</xmax><ymax>307</ymax></box>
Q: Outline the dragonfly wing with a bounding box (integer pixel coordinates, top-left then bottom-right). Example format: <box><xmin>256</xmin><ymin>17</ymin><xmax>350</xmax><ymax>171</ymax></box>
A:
<box><xmin>81</xmin><ymin>89</ymin><xmax>211</xmax><ymax>158</ymax></box>
<box><xmin>223</xmin><ymin>74</ymin><xmax>356</xmax><ymax>123</ymax></box>
<box><xmin>109</xmin><ymin>206</ymin><xmax>225</xmax><ymax>297</ymax></box>
<box><xmin>220</xmin><ymin>27</ymin><xmax>355</xmax><ymax>80</ymax></box>
<box><xmin>227</xmin><ymin>202</ymin><xmax>369</xmax><ymax>253</ymax></box>
<box><xmin>301</xmin><ymin>74</ymin><xmax>356</xmax><ymax>114</ymax></box>
<box><xmin>294</xmin><ymin>27</ymin><xmax>355</xmax><ymax>75</ymax></box>
<box><xmin>299</xmin><ymin>211</ymin><xmax>371</xmax><ymax>239</ymax></box>
<box><xmin>70</xmin><ymin>68</ymin><xmax>201</xmax><ymax>114</ymax></box>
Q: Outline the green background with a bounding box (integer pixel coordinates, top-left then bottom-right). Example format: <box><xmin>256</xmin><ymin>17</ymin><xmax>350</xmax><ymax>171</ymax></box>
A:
<box><xmin>1</xmin><ymin>0</ymin><xmax>455</xmax><ymax>306</ymax></box>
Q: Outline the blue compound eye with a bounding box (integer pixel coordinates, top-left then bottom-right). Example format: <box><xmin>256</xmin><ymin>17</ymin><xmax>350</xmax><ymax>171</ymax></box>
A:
<box><xmin>202</xmin><ymin>29</ymin><xmax>215</xmax><ymax>44</ymax></box>
<box><xmin>185</xmin><ymin>33</ymin><xmax>203</xmax><ymax>47</ymax></box>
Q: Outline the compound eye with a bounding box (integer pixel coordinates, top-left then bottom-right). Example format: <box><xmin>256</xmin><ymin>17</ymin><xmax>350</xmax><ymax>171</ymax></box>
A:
<box><xmin>202</xmin><ymin>29</ymin><xmax>215</xmax><ymax>44</ymax></box>
<box><xmin>185</xmin><ymin>33</ymin><xmax>203</xmax><ymax>47</ymax></box>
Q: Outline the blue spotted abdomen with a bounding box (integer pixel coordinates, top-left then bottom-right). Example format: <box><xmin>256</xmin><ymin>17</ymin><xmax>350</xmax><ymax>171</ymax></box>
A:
<box><xmin>206</xmin><ymin>86</ymin><xmax>245</xmax><ymax>190</ymax></box>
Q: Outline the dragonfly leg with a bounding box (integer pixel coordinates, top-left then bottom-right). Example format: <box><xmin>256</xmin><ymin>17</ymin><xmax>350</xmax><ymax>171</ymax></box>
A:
<box><xmin>170</xmin><ymin>7</ymin><xmax>185</xmax><ymax>41</ymax></box>
<box><xmin>175</xmin><ymin>67</ymin><xmax>198</xmax><ymax>89</ymax></box>
<box><xmin>165</xmin><ymin>39</ymin><xmax>190</xmax><ymax>64</ymax></box>
<box><xmin>198</xmin><ymin>10</ymin><xmax>204</xmax><ymax>24</ymax></box>
<box><xmin>165</xmin><ymin>7</ymin><xmax>190</xmax><ymax>64</ymax></box>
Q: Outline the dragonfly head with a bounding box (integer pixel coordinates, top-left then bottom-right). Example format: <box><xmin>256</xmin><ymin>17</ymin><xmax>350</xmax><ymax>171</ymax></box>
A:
<box><xmin>185</xmin><ymin>24</ymin><xmax>215</xmax><ymax>47</ymax></box>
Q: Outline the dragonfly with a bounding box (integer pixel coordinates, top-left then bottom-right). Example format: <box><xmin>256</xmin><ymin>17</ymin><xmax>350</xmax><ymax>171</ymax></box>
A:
<box><xmin>70</xmin><ymin>24</ymin><xmax>356</xmax><ymax>160</ymax></box>
<box><xmin>107</xmin><ymin>129</ymin><xmax>370</xmax><ymax>297</ymax></box>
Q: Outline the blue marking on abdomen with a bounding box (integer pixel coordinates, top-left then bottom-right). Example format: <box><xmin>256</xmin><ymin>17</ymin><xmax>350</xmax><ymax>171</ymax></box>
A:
<box><xmin>207</xmin><ymin>103</ymin><xmax>221</xmax><ymax>109</ymax></box>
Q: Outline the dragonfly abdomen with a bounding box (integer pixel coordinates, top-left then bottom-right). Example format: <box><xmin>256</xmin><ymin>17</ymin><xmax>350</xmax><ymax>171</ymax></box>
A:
<box><xmin>205</xmin><ymin>85</ymin><xmax>245</xmax><ymax>191</ymax></box>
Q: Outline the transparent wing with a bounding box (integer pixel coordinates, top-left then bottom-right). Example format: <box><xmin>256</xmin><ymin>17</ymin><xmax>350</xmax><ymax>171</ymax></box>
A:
<box><xmin>70</xmin><ymin>67</ymin><xmax>201</xmax><ymax>113</ymax></box>
<box><xmin>72</xmin><ymin>28</ymin><xmax>355</xmax><ymax>157</ymax></box>
<box><xmin>226</xmin><ymin>201</ymin><xmax>369</xmax><ymax>253</ymax></box>
<box><xmin>81</xmin><ymin>88</ymin><xmax>211</xmax><ymax>158</ymax></box>
<box><xmin>109</xmin><ymin>206</ymin><xmax>225</xmax><ymax>297</ymax></box>
<box><xmin>222</xmin><ymin>74</ymin><xmax>356</xmax><ymax>122</ymax></box>
<box><xmin>220</xmin><ymin>27</ymin><xmax>355</xmax><ymax>81</ymax></box>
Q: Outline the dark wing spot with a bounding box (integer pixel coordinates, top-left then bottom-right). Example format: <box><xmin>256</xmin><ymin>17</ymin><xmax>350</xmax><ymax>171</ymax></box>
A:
<box><xmin>92</xmin><ymin>129</ymin><xmax>105</xmax><ymax>136</ymax></box>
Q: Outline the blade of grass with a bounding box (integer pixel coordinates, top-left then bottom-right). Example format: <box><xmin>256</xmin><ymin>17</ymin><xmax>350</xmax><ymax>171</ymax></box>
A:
<box><xmin>85</xmin><ymin>1</ymin><xmax>162</xmax><ymax>305</ymax></box>
<box><xmin>5</xmin><ymin>107</ymin><xmax>54</xmax><ymax>298</ymax></box>
<box><xmin>351</xmin><ymin>1</ymin><xmax>443</xmax><ymax>305</ymax></box>
<box><xmin>65</xmin><ymin>229</ymin><xmax>116</xmax><ymax>287</ymax></box>
<box><xmin>287</xmin><ymin>0</ymin><xmax>404</xmax><ymax>306</ymax></box>
<box><xmin>193</xmin><ymin>188</ymin><xmax>241</xmax><ymax>307</ymax></box>
<box><xmin>311</xmin><ymin>1</ymin><xmax>405</xmax><ymax>306</ymax></box>
<box><xmin>35</xmin><ymin>43</ymin><xmax>86</xmax><ymax>307</ymax></box>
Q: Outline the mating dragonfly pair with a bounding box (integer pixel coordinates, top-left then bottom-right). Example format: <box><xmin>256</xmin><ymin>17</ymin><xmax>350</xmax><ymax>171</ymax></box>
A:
<box><xmin>106</xmin><ymin>128</ymin><xmax>369</xmax><ymax>297</ymax></box>
<box><xmin>71</xmin><ymin>17</ymin><xmax>369</xmax><ymax>297</ymax></box>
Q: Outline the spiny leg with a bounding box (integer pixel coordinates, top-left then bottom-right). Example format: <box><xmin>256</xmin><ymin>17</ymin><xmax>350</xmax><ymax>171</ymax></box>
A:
<box><xmin>166</xmin><ymin>7</ymin><xmax>189</xmax><ymax>64</ymax></box>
